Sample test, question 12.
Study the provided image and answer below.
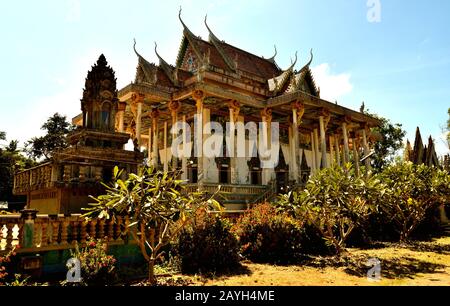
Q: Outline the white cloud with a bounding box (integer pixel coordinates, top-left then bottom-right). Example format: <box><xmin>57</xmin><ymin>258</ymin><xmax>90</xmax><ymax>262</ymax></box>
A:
<box><xmin>310</xmin><ymin>63</ymin><xmax>353</xmax><ymax>102</ymax></box>
<box><xmin>66</xmin><ymin>0</ymin><xmax>81</xmax><ymax>23</ymax></box>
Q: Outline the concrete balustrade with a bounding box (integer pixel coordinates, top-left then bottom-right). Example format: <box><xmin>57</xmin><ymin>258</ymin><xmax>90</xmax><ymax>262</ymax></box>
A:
<box><xmin>0</xmin><ymin>210</ymin><xmax>133</xmax><ymax>254</ymax></box>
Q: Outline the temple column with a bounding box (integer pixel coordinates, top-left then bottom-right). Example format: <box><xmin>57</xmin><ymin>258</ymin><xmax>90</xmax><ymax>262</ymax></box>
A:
<box><xmin>181</xmin><ymin>115</ymin><xmax>188</xmax><ymax>181</ymax></box>
<box><xmin>310</xmin><ymin>132</ymin><xmax>316</xmax><ymax>174</ymax></box>
<box><xmin>329</xmin><ymin>135</ymin><xmax>335</xmax><ymax>167</ymax></box>
<box><xmin>169</xmin><ymin>101</ymin><xmax>181</xmax><ymax>170</ymax></box>
<box><xmin>229</xmin><ymin>101</ymin><xmax>240</xmax><ymax>184</ymax></box>
<box><xmin>342</xmin><ymin>121</ymin><xmax>350</xmax><ymax>164</ymax></box>
<box><xmin>313</xmin><ymin>128</ymin><xmax>320</xmax><ymax>169</ymax></box>
<box><xmin>291</xmin><ymin>102</ymin><xmax>304</xmax><ymax>182</ymax></box>
<box><xmin>151</xmin><ymin>109</ymin><xmax>159</xmax><ymax>168</ymax></box>
<box><xmin>147</xmin><ymin>127</ymin><xmax>152</xmax><ymax>166</ymax></box>
<box><xmin>132</xmin><ymin>94</ymin><xmax>144</xmax><ymax>149</ymax></box>
<box><xmin>319</xmin><ymin>116</ymin><xmax>328</xmax><ymax>168</ymax></box>
<box><xmin>334</xmin><ymin>133</ymin><xmax>341</xmax><ymax>167</ymax></box>
<box><xmin>193</xmin><ymin>90</ymin><xmax>205</xmax><ymax>187</ymax></box>
<box><xmin>117</xmin><ymin>102</ymin><xmax>126</xmax><ymax>133</ymax></box>
<box><xmin>361</xmin><ymin>126</ymin><xmax>372</xmax><ymax>172</ymax></box>
<box><xmin>261</xmin><ymin>108</ymin><xmax>274</xmax><ymax>185</ymax></box>
<box><xmin>352</xmin><ymin>133</ymin><xmax>360</xmax><ymax>176</ymax></box>
<box><xmin>163</xmin><ymin>121</ymin><xmax>168</xmax><ymax>172</ymax></box>
<box><xmin>288</xmin><ymin>126</ymin><xmax>295</xmax><ymax>180</ymax></box>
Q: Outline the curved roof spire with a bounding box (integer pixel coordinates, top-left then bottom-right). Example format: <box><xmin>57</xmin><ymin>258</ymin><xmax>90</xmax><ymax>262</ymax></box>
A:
<box><xmin>178</xmin><ymin>6</ymin><xmax>196</xmax><ymax>38</ymax></box>
<box><xmin>288</xmin><ymin>51</ymin><xmax>298</xmax><ymax>71</ymax></box>
<box><xmin>267</xmin><ymin>45</ymin><xmax>277</xmax><ymax>62</ymax></box>
<box><xmin>133</xmin><ymin>38</ymin><xmax>158</xmax><ymax>84</ymax></box>
<box><xmin>204</xmin><ymin>14</ymin><xmax>221</xmax><ymax>43</ymax></box>
<box><xmin>154</xmin><ymin>42</ymin><xmax>178</xmax><ymax>85</ymax></box>
<box><xmin>299</xmin><ymin>49</ymin><xmax>313</xmax><ymax>72</ymax></box>
<box><xmin>203</xmin><ymin>14</ymin><xmax>236</xmax><ymax>72</ymax></box>
<box><xmin>133</xmin><ymin>38</ymin><xmax>145</xmax><ymax>59</ymax></box>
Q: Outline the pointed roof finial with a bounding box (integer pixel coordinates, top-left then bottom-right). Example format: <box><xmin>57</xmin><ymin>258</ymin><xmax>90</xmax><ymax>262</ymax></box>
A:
<box><xmin>154</xmin><ymin>41</ymin><xmax>160</xmax><ymax>59</ymax></box>
<box><xmin>288</xmin><ymin>51</ymin><xmax>298</xmax><ymax>70</ymax></box>
<box><xmin>297</xmin><ymin>49</ymin><xmax>314</xmax><ymax>74</ymax></box>
<box><xmin>178</xmin><ymin>6</ymin><xmax>196</xmax><ymax>37</ymax></box>
<box><xmin>204</xmin><ymin>14</ymin><xmax>221</xmax><ymax>43</ymax></box>
<box><xmin>306</xmin><ymin>48</ymin><xmax>314</xmax><ymax>66</ymax></box>
<box><xmin>268</xmin><ymin>45</ymin><xmax>277</xmax><ymax>62</ymax></box>
<box><xmin>154</xmin><ymin>42</ymin><xmax>178</xmax><ymax>85</ymax></box>
<box><xmin>133</xmin><ymin>38</ymin><xmax>143</xmax><ymax>58</ymax></box>
<box><xmin>97</xmin><ymin>54</ymin><xmax>107</xmax><ymax>67</ymax></box>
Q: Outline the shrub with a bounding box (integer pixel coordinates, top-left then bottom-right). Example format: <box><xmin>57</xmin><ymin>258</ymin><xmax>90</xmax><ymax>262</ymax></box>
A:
<box><xmin>176</xmin><ymin>212</ymin><xmax>240</xmax><ymax>274</ymax></box>
<box><xmin>278</xmin><ymin>164</ymin><xmax>384</xmax><ymax>253</ymax></box>
<box><xmin>379</xmin><ymin>162</ymin><xmax>450</xmax><ymax>242</ymax></box>
<box><xmin>70</xmin><ymin>238</ymin><xmax>117</xmax><ymax>286</ymax></box>
<box><xmin>232</xmin><ymin>204</ymin><xmax>329</xmax><ymax>263</ymax></box>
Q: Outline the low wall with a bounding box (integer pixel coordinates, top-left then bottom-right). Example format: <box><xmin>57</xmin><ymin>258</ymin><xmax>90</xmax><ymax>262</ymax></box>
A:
<box><xmin>1</xmin><ymin>210</ymin><xmax>145</xmax><ymax>280</ymax></box>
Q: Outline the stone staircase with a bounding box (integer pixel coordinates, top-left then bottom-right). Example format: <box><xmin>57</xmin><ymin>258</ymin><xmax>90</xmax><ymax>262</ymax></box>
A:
<box><xmin>442</xmin><ymin>222</ymin><xmax>450</xmax><ymax>236</ymax></box>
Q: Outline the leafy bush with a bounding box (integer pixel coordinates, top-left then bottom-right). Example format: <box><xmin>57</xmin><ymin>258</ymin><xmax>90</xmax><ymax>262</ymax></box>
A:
<box><xmin>232</xmin><ymin>204</ymin><xmax>330</xmax><ymax>263</ymax></box>
<box><xmin>176</xmin><ymin>211</ymin><xmax>240</xmax><ymax>274</ymax></box>
<box><xmin>278</xmin><ymin>164</ymin><xmax>384</xmax><ymax>253</ymax></box>
<box><xmin>70</xmin><ymin>238</ymin><xmax>117</xmax><ymax>286</ymax></box>
<box><xmin>378</xmin><ymin>162</ymin><xmax>450</xmax><ymax>241</ymax></box>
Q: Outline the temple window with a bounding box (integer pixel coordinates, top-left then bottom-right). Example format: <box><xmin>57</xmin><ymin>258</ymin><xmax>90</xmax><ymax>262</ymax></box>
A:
<box><xmin>101</xmin><ymin>102</ymin><xmax>111</xmax><ymax>129</ymax></box>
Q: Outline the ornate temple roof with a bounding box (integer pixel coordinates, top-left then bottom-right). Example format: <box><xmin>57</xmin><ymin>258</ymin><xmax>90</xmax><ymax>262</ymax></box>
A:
<box><xmin>118</xmin><ymin>11</ymin><xmax>381</xmax><ymax>129</ymax></box>
<box><xmin>174</xmin><ymin>9</ymin><xmax>282</xmax><ymax>80</ymax></box>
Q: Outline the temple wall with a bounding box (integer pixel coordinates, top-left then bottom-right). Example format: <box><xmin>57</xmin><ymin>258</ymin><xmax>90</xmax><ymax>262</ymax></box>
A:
<box><xmin>28</xmin><ymin>189</ymin><xmax>60</xmax><ymax>215</ymax></box>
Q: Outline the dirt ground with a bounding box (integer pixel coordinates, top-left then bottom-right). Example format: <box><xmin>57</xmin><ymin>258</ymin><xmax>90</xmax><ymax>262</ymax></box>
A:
<box><xmin>182</xmin><ymin>236</ymin><xmax>450</xmax><ymax>286</ymax></box>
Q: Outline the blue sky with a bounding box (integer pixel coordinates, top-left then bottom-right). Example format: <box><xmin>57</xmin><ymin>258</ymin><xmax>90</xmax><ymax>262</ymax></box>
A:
<box><xmin>0</xmin><ymin>0</ymin><xmax>449</xmax><ymax>155</ymax></box>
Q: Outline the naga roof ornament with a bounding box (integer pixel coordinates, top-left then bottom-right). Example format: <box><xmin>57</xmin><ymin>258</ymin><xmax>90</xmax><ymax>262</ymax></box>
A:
<box><xmin>154</xmin><ymin>42</ymin><xmax>179</xmax><ymax>86</ymax></box>
<box><xmin>267</xmin><ymin>45</ymin><xmax>278</xmax><ymax>63</ymax></box>
<box><xmin>133</xmin><ymin>39</ymin><xmax>158</xmax><ymax>84</ymax></box>
<box><xmin>204</xmin><ymin>14</ymin><xmax>237</xmax><ymax>72</ymax></box>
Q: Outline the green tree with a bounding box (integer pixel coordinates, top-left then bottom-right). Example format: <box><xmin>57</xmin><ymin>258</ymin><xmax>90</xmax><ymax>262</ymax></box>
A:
<box><xmin>0</xmin><ymin>133</ymin><xmax>35</xmax><ymax>203</ymax></box>
<box><xmin>365</xmin><ymin>112</ymin><xmax>406</xmax><ymax>171</ymax></box>
<box><xmin>84</xmin><ymin>166</ymin><xmax>220</xmax><ymax>285</ymax></box>
<box><xmin>379</xmin><ymin>162</ymin><xmax>450</xmax><ymax>242</ymax></box>
<box><xmin>25</xmin><ymin>113</ymin><xmax>74</xmax><ymax>161</ymax></box>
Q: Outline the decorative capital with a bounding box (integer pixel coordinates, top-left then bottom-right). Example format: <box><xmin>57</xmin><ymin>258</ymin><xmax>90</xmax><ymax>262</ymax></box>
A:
<box><xmin>228</xmin><ymin>100</ymin><xmax>240</xmax><ymax>122</ymax></box>
<box><xmin>131</xmin><ymin>93</ymin><xmax>145</xmax><ymax>104</ymax></box>
<box><xmin>150</xmin><ymin>108</ymin><xmax>160</xmax><ymax>119</ymax></box>
<box><xmin>168</xmin><ymin>100</ymin><xmax>181</xmax><ymax>115</ymax></box>
<box><xmin>192</xmin><ymin>90</ymin><xmax>205</xmax><ymax>101</ymax></box>
<box><xmin>343</xmin><ymin>115</ymin><xmax>352</xmax><ymax>124</ymax></box>
<box><xmin>118</xmin><ymin>101</ymin><xmax>127</xmax><ymax>112</ymax></box>
<box><xmin>261</xmin><ymin>108</ymin><xmax>273</xmax><ymax>124</ymax></box>
<box><xmin>291</xmin><ymin>101</ymin><xmax>305</xmax><ymax>124</ymax></box>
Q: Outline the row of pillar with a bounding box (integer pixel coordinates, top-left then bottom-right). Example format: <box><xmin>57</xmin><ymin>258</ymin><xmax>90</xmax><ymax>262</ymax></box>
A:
<box><xmin>119</xmin><ymin>93</ymin><xmax>373</xmax><ymax>186</ymax></box>
<box><xmin>290</xmin><ymin>105</ymin><xmax>372</xmax><ymax>177</ymax></box>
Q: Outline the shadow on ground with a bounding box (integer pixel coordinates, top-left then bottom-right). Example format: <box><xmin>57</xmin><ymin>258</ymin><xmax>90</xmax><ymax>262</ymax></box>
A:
<box><xmin>301</xmin><ymin>253</ymin><xmax>446</xmax><ymax>280</ymax></box>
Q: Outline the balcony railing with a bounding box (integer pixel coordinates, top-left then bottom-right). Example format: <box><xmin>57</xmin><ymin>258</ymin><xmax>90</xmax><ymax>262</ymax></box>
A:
<box><xmin>14</xmin><ymin>163</ymin><xmax>54</xmax><ymax>194</ymax></box>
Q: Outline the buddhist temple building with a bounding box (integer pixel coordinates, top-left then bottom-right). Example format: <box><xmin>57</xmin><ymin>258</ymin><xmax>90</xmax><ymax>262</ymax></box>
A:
<box><xmin>13</xmin><ymin>55</ymin><xmax>144</xmax><ymax>214</ymax></box>
<box><xmin>14</xmin><ymin>12</ymin><xmax>381</xmax><ymax>213</ymax></box>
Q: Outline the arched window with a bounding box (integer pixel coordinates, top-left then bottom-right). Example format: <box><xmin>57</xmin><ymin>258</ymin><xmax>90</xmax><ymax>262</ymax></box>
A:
<box><xmin>101</xmin><ymin>102</ymin><xmax>111</xmax><ymax>129</ymax></box>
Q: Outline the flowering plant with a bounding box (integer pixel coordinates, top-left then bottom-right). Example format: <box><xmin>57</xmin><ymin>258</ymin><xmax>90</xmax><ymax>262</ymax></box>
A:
<box><xmin>0</xmin><ymin>245</ymin><xmax>19</xmax><ymax>285</ymax></box>
<box><xmin>70</xmin><ymin>238</ymin><xmax>117</xmax><ymax>286</ymax></box>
